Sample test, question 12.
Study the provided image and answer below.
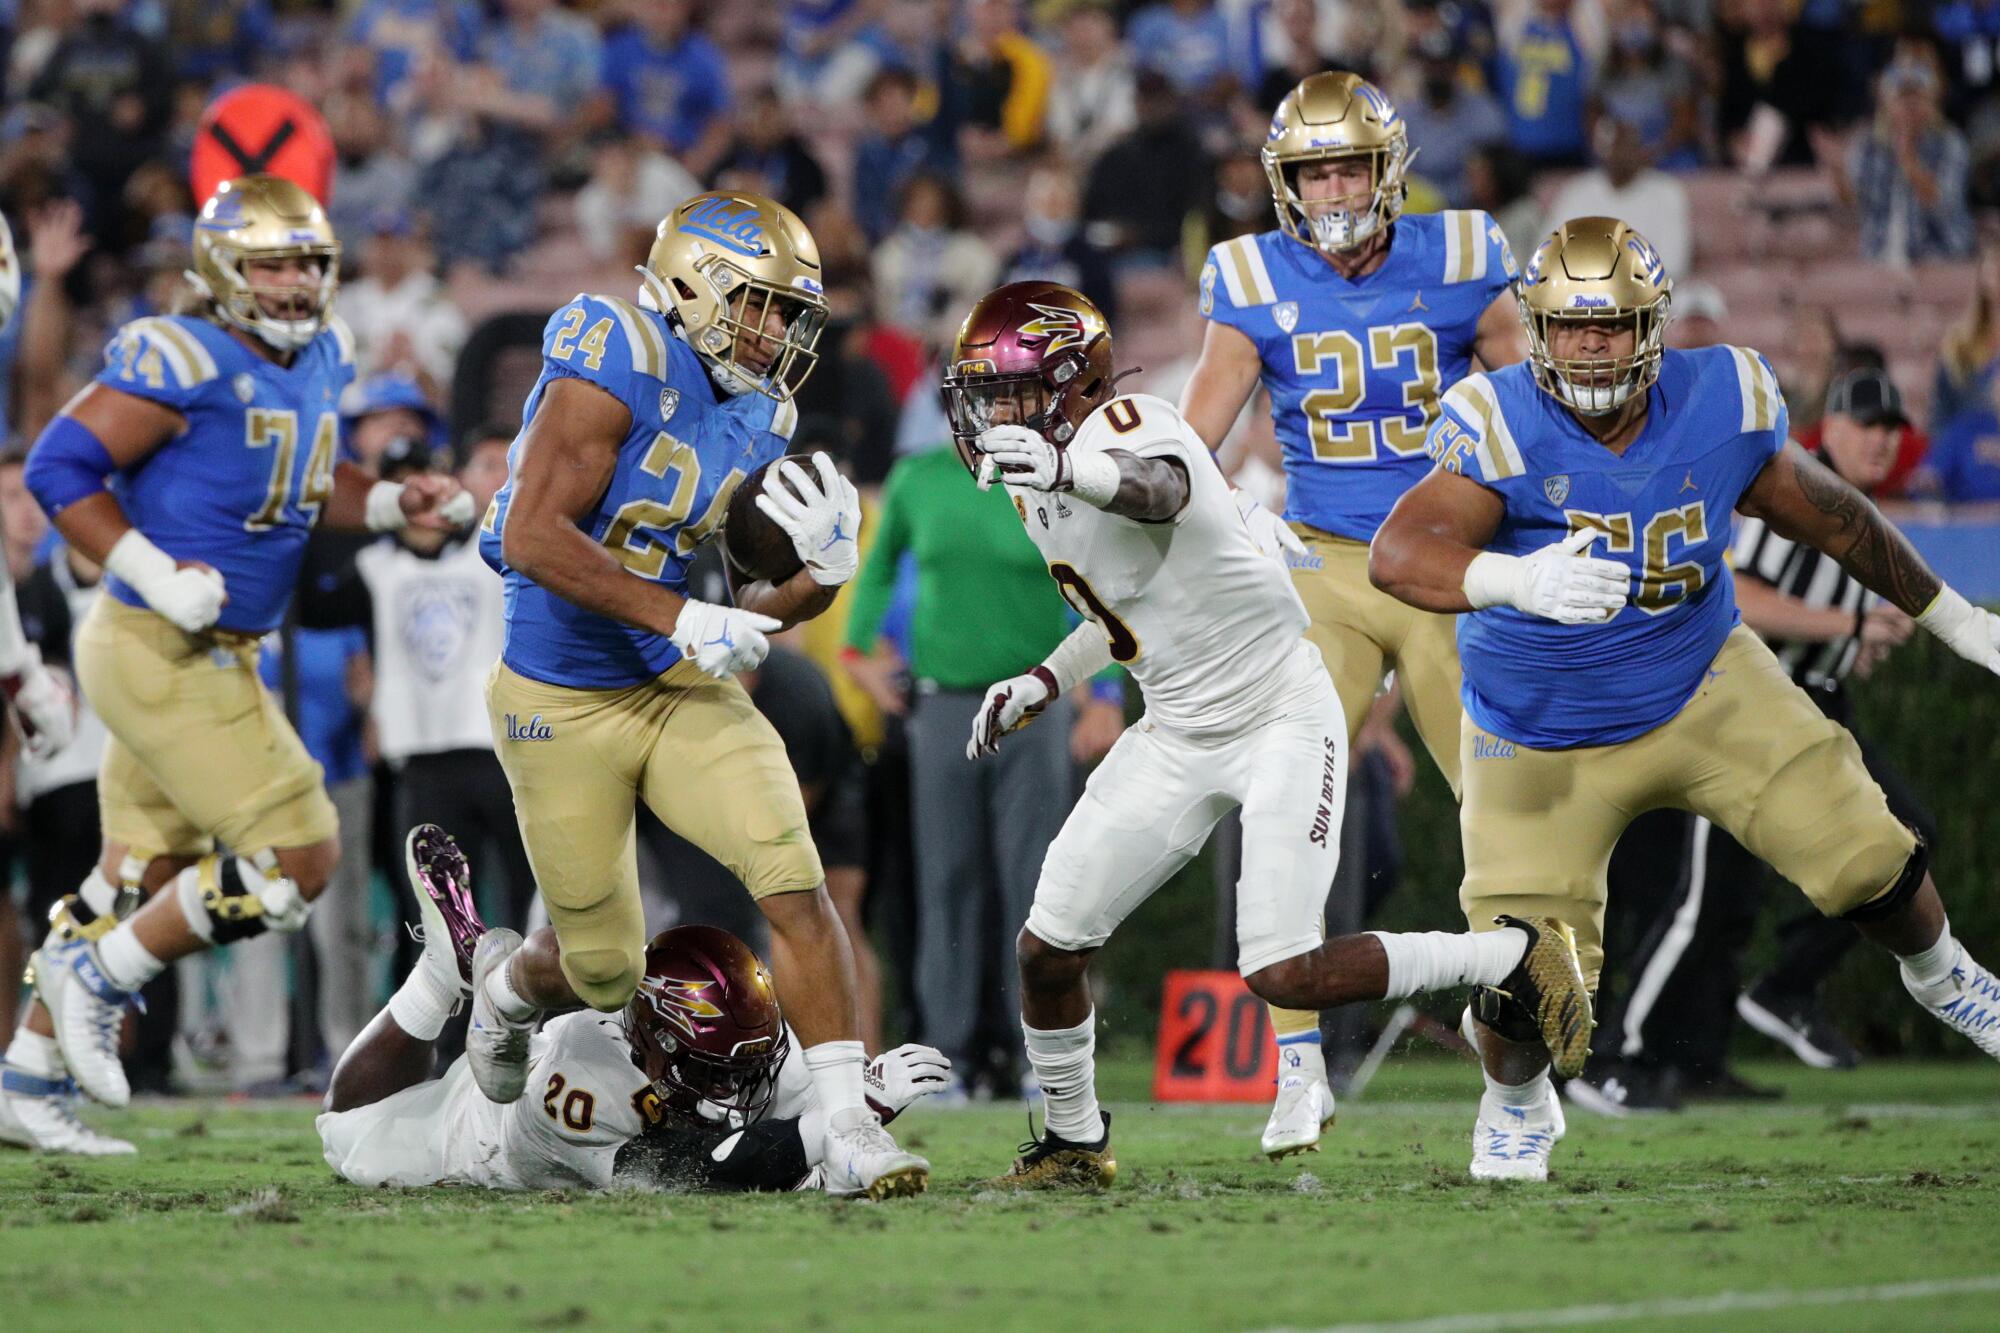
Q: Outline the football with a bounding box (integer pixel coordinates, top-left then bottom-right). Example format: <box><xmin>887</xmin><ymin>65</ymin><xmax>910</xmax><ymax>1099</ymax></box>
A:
<box><xmin>721</xmin><ymin>453</ymin><xmax>814</xmax><ymax>584</ymax></box>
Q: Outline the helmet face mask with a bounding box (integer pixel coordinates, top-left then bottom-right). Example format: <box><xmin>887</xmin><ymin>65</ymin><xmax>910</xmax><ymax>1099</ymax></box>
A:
<box><xmin>191</xmin><ymin>175</ymin><xmax>340</xmax><ymax>352</ymax></box>
<box><xmin>1518</xmin><ymin>217</ymin><xmax>1673</xmax><ymax>419</ymax></box>
<box><xmin>939</xmin><ymin>281</ymin><xmax>1115</xmax><ymax>476</ymax></box>
<box><xmin>1263</xmin><ymin>73</ymin><xmax>1412</xmax><ymax>256</ymax></box>
<box><xmin>639</xmin><ymin>192</ymin><xmax>829</xmax><ymax>402</ymax></box>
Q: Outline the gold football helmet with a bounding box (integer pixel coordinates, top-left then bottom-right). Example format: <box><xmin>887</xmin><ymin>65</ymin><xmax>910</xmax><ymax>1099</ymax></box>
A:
<box><xmin>1262</xmin><ymin>72</ymin><xmax>1413</xmax><ymax>254</ymax></box>
<box><xmin>1518</xmin><ymin>216</ymin><xmax>1673</xmax><ymax>417</ymax></box>
<box><xmin>638</xmin><ymin>190</ymin><xmax>828</xmax><ymax>401</ymax></box>
<box><xmin>189</xmin><ymin>175</ymin><xmax>340</xmax><ymax>352</ymax></box>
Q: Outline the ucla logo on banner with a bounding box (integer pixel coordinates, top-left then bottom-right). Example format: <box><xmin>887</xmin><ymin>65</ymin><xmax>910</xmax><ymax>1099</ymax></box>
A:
<box><xmin>504</xmin><ymin>713</ymin><xmax>553</xmax><ymax>741</ymax></box>
<box><xmin>678</xmin><ymin>196</ymin><xmax>766</xmax><ymax>258</ymax></box>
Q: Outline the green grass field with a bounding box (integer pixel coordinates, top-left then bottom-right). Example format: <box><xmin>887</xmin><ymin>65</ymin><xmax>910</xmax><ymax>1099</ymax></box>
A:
<box><xmin>3</xmin><ymin>1055</ymin><xmax>1996</xmax><ymax>1333</ymax></box>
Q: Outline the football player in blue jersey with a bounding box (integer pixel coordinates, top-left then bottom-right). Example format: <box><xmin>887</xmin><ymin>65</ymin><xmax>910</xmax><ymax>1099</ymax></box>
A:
<box><xmin>0</xmin><ymin>176</ymin><xmax>469</xmax><ymax>1153</ymax></box>
<box><xmin>1371</xmin><ymin>217</ymin><xmax>2000</xmax><ymax>1181</ymax></box>
<box><xmin>1179</xmin><ymin>71</ymin><xmax>1526</xmax><ymax>1157</ymax></box>
<box><xmin>471</xmin><ymin>191</ymin><xmax>926</xmax><ymax>1200</ymax></box>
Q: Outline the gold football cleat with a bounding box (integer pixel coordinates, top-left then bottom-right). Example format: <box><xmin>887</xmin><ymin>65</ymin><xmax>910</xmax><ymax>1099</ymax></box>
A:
<box><xmin>1488</xmin><ymin>915</ymin><xmax>1596</xmax><ymax>1078</ymax></box>
<box><xmin>864</xmin><ymin>1163</ymin><xmax>930</xmax><ymax>1201</ymax></box>
<box><xmin>983</xmin><ymin>1113</ymin><xmax>1117</xmax><ymax>1191</ymax></box>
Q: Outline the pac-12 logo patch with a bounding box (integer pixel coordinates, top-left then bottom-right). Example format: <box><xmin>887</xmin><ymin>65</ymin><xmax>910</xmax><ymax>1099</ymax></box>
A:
<box><xmin>659</xmin><ymin>388</ymin><xmax>680</xmax><ymax>422</ymax></box>
<box><xmin>233</xmin><ymin>373</ymin><xmax>256</xmax><ymax>403</ymax></box>
<box><xmin>1274</xmin><ymin>301</ymin><xmax>1299</xmax><ymax>333</ymax></box>
<box><xmin>1543</xmin><ymin>474</ymin><xmax>1571</xmax><ymax>505</ymax></box>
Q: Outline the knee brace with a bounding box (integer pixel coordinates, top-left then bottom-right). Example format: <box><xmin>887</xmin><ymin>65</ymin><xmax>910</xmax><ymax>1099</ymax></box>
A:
<box><xmin>562</xmin><ymin>946</ymin><xmax>641</xmax><ymax>1011</ymax></box>
<box><xmin>176</xmin><ymin>852</ymin><xmax>310</xmax><ymax>945</ymax></box>
<box><xmin>1841</xmin><ymin>830</ymin><xmax>1930</xmax><ymax>924</ymax></box>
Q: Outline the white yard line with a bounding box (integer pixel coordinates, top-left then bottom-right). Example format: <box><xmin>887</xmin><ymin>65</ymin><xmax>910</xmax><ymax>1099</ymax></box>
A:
<box><xmin>1255</xmin><ymin>1273</ymin><xmax>2000</xmax><ymax>1333</ymax></box>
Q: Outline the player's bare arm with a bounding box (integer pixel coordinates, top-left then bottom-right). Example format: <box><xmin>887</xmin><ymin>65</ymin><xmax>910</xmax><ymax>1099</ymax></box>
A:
<box><xmin>319</xmin><ymin>459</ymin><xmax>467</xmax><ymax>534</ymax></box>
<box><xmin>1732</xmin><ymin>573</ymin><xmax>1865</xmax><ymax>643</ymax></box>
<box><xmin>1471</xmin><ymin>292</ymin><xmax>1527</xmax><ymax>371</ymax></box>
<box><xmin>1177</xmin><ymin>319</ymin><xmax>1263</xmax><ymax>450</ymax></box>
<box><xmin>724</xmin><ymin>552</ymin><xmax>839</xmax><ymax>629</ymax></box>
<box><xmin>1105</xmin><ymin>450</ymin><xmax>1190</xmax><ymax>522</ymax></box>
<box><xmin>1368</xmin><ymin>467</ymin><xmax>1507</xmax><ymax>612</ymax></box>
<box><xmin>499</xmin><ymin>375</ymin><xmax>690</xmax><ymax>641</ymax></box>
<box><xmin>1738</xmin><ymin>442</ymin><xmax>1941</xmax><ymax>617</ymax></box>
<box><xmin>36</xmin><ymin>382</ymin><xmax>184</xmax><ymax>562</ymax></box>
<box><xmin>977</xmin><ymin>427</ymin><xmax>1190</xmax><ymax>522</ymax></box>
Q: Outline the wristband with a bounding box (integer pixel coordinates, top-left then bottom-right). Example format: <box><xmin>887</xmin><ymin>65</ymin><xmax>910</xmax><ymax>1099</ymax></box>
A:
<box><xmin>1028</xmin><ymin>665</ymin><xmax>1060</xmax><ymax>701</ymax></box>
<box><xmin>365</xmin><ymin>480</ymin><xmax>408</xmax><ymax>532</ymax></box>
<box><xmin>104</xmin><ymin>529</ymin><xmax>178</xmax><ymax>597</ymax></box>
<box><xmin>1461</xmin><ymin>551</ymin><xmax>1522</xmax><ymax>611</ymax></box>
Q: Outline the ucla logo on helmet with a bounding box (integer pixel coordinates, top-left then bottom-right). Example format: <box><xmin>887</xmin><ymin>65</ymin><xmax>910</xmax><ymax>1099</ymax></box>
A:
<box><xmin>1625</xmin><ymin>235</ymin><xmax>1666</xmax><ymax>285</ymax></box>
<box><xmin>1544</xmin><ymin>474</ymin><xmax>1572</xmax><ymax>505</ymax></box>
<box><xmin>200</xmin><ymin>193</ymin><xmax>248</xmax><ymax>231</ymax></box>
<box><xmin>678</xmin><ymin>195</ymin><xmax>767</xmax><ymax>258</ymax></box>
<box><xmin>1354</xmin><ymin>81</ymin><xmax>1396</xmax><ymax>124</ymax></box>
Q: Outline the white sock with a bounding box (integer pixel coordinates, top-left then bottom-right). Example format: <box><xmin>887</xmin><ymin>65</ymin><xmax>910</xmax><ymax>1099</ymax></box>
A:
<box><xmin>482</xmin><ymin>955</ymin><xmax>538</xmax><ymax>1024</ymax></box>
<box><xmin>95</xmin><ymin>924</ymin><xmax>164</xmax><ymax>992</ymax></box>
<box><xmin>76</xmin><ymin>869</ymin><xmax>121</xmax><ymax>919</ymax></box>
<box><xmin>803</xmin><ymin>1040</ymin><xmax>868</xmax><ymax>1120</ymax></box>
<box><xmin>387</xmin><ymin>965</ymin><xmax>459</xmax><ymax>1042</ymax></box>
<box><xmin>1482</xmin><ymin>1066</ymin><xmax>1551</xmax><ymax>1111</ymax></box>
<box><xmin>1024</xmin><ymin>1013</ymin><xmax>1104</xmax><ymax>1144</ymax></box>
<box><xmin>5</xmin><ymin>1028</ymin><xmax>62</xmax><ymax>1079</ymax></box>
<box><xmin>1900</xmin><ymin>927</ymin><xmax>1962</xmax><ymax>999</ymax></box>
<box><xmin>1275</xmin><ymin>1030</ymin><xmax>1326</xmax><ymax>1083</ymax></box>
<box><xmin>1372</xmin><ymin>927</ymin><xmax>1526</xmax><ymax>998</ymax></box>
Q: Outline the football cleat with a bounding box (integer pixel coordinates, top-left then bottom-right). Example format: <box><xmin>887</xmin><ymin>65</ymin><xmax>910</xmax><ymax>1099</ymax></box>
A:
<box><xmin>1470</xmin><ymin>1088</ymin><xmax>1566</xmax><ymax>1182</ymax></box>
<box><xmin>466</xmin><ymin>928</ymin><xmax>533</xmax><ymax>1104</ymax></box>
<box><xmin>1261</xmin><ymin>1074</ymin><xmax>1336</xmax><ymax>1159</ymax></box>
<box><xmin>0</xmin><ymin>1067</ymin><xmax>135</xmax><ymax>1155</ymax></box>
<box><xmin>821</xmin><ymin>1106</ymin><xmax>929</xmax><ymax>1200</ymax></box>
<box><xmin>1736</xmin><ymin>983</ymin><xmax>1862</xmax><ymax>1070</ymax></box>
<box><xmin>404</xmin><ymin>824</ymin><xmax>484</xmax><ymax>990</ymax></box>
<box><xmin>1488</xmin><ymin>915</ymin><xmax>1595</xmax><ymax>1078</ymax></box>
<box><xmin>984</xmin><ymin>1112</ymin><xmax>1116</xmax><ymax>1191</ymax></box>
<box><xmin>30</xmin><ymin>939</ymin><xmax>133</xmax><ymax>1108</ymax></box>
<box><xmin>1562</xmin><ymin>1060</ymin><xmax>1681</xmax><ymax>1117</ymax></box>
<box><xmin>1903</xmin><ymin>946</ymin><xmax>2000</xmax><ymax>1060</ymax></box>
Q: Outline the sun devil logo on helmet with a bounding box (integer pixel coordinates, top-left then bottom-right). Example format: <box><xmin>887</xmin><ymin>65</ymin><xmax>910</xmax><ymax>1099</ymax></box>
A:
<box><xmin>1017</xmin><ymin>303</ymin><xmax>1088</xmax><ymax>354</ymax></box>
<box><xmin>643</xmin><ymin>978</ymin><xmax>726</xmax><ymax>1040</ymax></box>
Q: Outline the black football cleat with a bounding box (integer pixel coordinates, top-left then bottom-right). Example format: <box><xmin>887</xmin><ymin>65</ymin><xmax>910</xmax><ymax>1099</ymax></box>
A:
<box><xmin>983</xmin><ymin>1112</ymin><xmax>1116</xmax><ymax>1191</ymax></box>
<box><xmin>1488</xmin><ymin>916</ymin><xmax>1595</xmax><ymax>1079</ymax></box>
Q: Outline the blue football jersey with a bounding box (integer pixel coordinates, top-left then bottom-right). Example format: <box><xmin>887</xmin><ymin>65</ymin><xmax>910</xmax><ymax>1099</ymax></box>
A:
<box><xmin>1427</xmin><ymin>346</ymin><xmax>1789</xmax><ymax>749</ymax></box>
<box><xmin>94</xmin><ymin>314</ymin><xmax>357</xmax><ymax>634</ymax></box>
<box><xmin>480</xmin><ymin>293</ymin><xmax>798</xmax><ymax>688</ymax></box>
<box><xmin>1200</xmin><ymin>211</ymin><xmax>1516</xmax><ymax>542</ymax></box>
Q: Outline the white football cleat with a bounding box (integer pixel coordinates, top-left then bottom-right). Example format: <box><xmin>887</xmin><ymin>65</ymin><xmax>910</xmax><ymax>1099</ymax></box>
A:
<box><xmin>466</xmin><ymin>928</ymin><xmax>533</xmax><ymax>1104</ymax></box>
<box><xmin>30</xmin><ymin>939</ymin><xmax>132</xmax><ymax>1108</ymax></box>
<box><xmin>1469</xmin><ymin>1085</ymin><xmax>1567</xmax><ymax>1182</ymax></box>
<box><xmin>0</xmin><ymin>1067</ymin><xmax>135</xmax><ymax>1155</ymax></box>
<box><xmin>821</xmin><ymin>1105</ymin><xmax>929</xmax><ymax>1200</ymax></box>
<box><xmin>1903</xmin><ymin>946</ymin><xmax>2000</xmax><ymax>1059</ymax></box>
<box><xmin>1262</xmin><ymin>1073</ymin><xmax>1336</xmax><ymax>1159</ymax></box>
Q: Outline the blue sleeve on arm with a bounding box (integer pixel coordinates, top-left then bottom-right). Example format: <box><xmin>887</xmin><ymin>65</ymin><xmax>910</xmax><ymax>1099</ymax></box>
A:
<box><xmin>24</xmin><ymin>415</ymin><xmax>116</xmax><ymax>517</ymax></box>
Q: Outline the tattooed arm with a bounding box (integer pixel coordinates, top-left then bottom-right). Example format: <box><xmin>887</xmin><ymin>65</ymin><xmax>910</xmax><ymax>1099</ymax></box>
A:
<box><xmin>1738</xmin><ymin>442</ymin><xmax>1940</xmax><ymax>615</ymax></box>
<box><xmin>1741</xmin><ymin>442</ymin><xmax>2000</xmax><ymax>674</ymax></box>
<box><xmin>1101</xmin><ymin>451</ymin><xmax>1191</xmax><ymax>523</ymax></box>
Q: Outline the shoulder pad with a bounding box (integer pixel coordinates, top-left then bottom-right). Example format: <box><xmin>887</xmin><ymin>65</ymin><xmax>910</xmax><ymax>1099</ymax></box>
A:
<box><xmin>1203</xmin><ymin>234</ymin><xmax>1280</xmax><ymax>310</ymax></box>
<box><xmin>544</xmin><ymin>293</ymin><xmax>672</xmax><ymax>386</ymax></box>
<box><xmin>115</xmin><ymin>316</ymin><xmax>223</xmax><ymax>390</ymax></box>
<box><xmin>1721</xmin><ymin>345</ymin><xmax>1785</xmax><ymax>435</ymax></box>
<box><xmin>1433</xmin><ymin>371</ymin><xmax>1527</xmax><ymax>482</ymax></box>
<box><xmin>1441</xmin><ymin>210</ymin><xmax>1513</xmax><ymax>286</ymax></box>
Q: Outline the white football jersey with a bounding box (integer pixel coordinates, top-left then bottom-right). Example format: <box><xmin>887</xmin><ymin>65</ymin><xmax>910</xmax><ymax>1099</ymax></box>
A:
<box><xmin>1005</xmin><ymin>393</ymin><xmax>1310</xmax><ymax>739</ymax></box>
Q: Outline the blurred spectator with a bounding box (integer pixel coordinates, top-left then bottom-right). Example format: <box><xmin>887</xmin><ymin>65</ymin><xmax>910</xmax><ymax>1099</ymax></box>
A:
<box><xmin>347</xmin><ymin>0</ymin><xmax>484</xmax><ymax>115</ymax></box>
<box><xmin>1083</xmin><ymin>70</ymin><xmax>1210</xmax><ymax>265</ymax></box>
<box><xmin>599</xmin><ymin>0</ymin><xmax>732</xmax><ymax>178</ymax></box>
<box><xmin>999</xmin><ymin>156</ymin><xmax>1117</xmax><ymax>324</ymax></box>
<box><xmin>1667</xmin><ymin>280</ymin><xmax>1726</xmax><ymax>347</ymax></box>
<box><xmin>1044</xmin><ymin>0</ymin><xmax>1136</xmax><ymax>168</ymax></box>
<box><xmin>712</xmin><ymin>87</ymin><xmax>829</xmax><ymax>217</ymax></box>
<box><xmin>1829</xmin><ymin>60</ymin><xmax>1975</xmax><ymax>267</ymax></box>
<box><xmin>342</xmin><ymin>373</ymin><xmax>445</xmax><ymax>475</ymax></box>
<box><xmin>1934</xmin><ymin>229</ymin><xmax>2000</xmax><ymax>430</ymax></box>
<box><xmin>27</xmin><ymin>0</ymin><xmax>172</xmax><ymax>239</ymax></box>
<box><xmin>117</xmin><ymin>162</ymin><xmax>191</xmax><ymax>257</ymax></box>
<box><xmin>1795</xmin><ymin>342</ymin><xmax>1928</xmax><ymax>496</ymax></box>
<box><xmin>1128</xmin><ymin>0</ymin><xmax>1239</xmax><ymax>100</ymax></box>
<box><xmin>338</xmin><ymin>214</ymin><xmax>468</xmax><ymax>398</ymax></box>
<box><xmin>575</xmin><ymin>131</ymin><xmax>701</xmax><ymax>265</ymax></box>
<box><xmin>852</xmin><ymin>67</ymin><xmax>956</xmax><ymax>244</ymax></box>
<box><xmin>1922</xmin><ymin>373</ymin><xmax>2000</xmax><ymax>500</ymax></box>
<box><xmin>1594</xmin><ymin>0</ymin><xmax>1701</xmax><ymax>170</ymax></box>
<box><xmin>1398</xmin><ymin>30</ymin><xmax>1506</xmax><ymax>205</ymax></box>
<box><xmin>479</xmin><ymin>0</ymin><xmax>604</xmax><ymax>149</ymax></box>
<box><xmin>1258</xmin><ymin>0</ymin><xmax>1363</xmax><ymax>109</ymax></box>
<box><xmin>1186</xmin><ymin>140</ymin><xmax>1270</xmax><ymax>265</ymax></box>
<box><xmin>1935</xmin><ymin>0</ymin><xmax>2000</xmax><ymax>123</ymax></box>
<box><xmin>1542</xmin><ymin>111</ymin><xmax>1691</xmax><ymax>276</ymax></box>
<box><xmin>790</xmin><ymin>278</ymin><xmax>902</xmax><ymax>487</ymax></box>
<box><xmin>808</xmin><ymin>208</ymin><xmax>930</xmax><ymax>405</ymax></box>
<box><xmin>871</xmin><ymin>170</ymin><xmax>999</xmax><ymax>349</ymax></box>
<box><xmin>164</xmin><ymin>0</ymin><xmax>276</xmax><ymax>84</ymax></box>
<box><xmin>1786</xmin><ymin>306</ymin><xmax>1843</xmax><ymax>434</ymax></box>
<box><xmin>327</xmin><ymin>92</ymin><xmax>418</xmax><ymax>243</ymax></box>
<box><xmin>1718</xmin><ymin>0</ymin><xmax>1846</xmax><ymax>170</ymax></box>
<box><xmin>776</xmin><ymin>0</ymin><xmax>907</xmax><ymax>109</ymax></box>
<box><xmin>952</xmin><ymin>0</ymin><xmax>1051</xmax><ymax>161</ymax></box>
<box><xmin>354</xmin><ymin>427</ymin><xmax>536</xmax><ymax>933</ymax></box>
<box><xmin>8</xmin><ymin>198</ymin><xmax>93</xmax><ymax>444</ymax></box>
<box><xmin>1494</xmin><ymin>0</ymin><xmax>1592</xmax><ymax>169</ymax></box>
<box><xmin>1464</xmin><ymin>143</ymin><xmax>1542</xmax><ymax>257</ymax></box>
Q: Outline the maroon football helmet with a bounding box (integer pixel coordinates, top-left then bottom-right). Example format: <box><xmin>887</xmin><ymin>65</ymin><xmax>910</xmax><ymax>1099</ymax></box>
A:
<box><xmin>939</xmin><ymin>280</ymin><xmax>1119</xmax><ymax>475</ymax></box>
<box><xmin>625</xmin><ymin>925</ymin><xmax>790</xmax><ymax>1123</ymax></box>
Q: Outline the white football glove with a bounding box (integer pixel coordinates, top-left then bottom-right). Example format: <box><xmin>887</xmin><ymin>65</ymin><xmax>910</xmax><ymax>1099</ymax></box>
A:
<box><xmin>103</xmin><ymin>529</ymin><xmax>228</xmax><ymax>633</ymax></box>
<box><xmin>670</xmin><ymin>599</ymin><xmax>781</xmax><ymax>679</ymax></box>
<box><xmin>967</xmin><ymin>667</ymin><xmax>1056</xmax><ymax>759</ymax></box>
<box><xmin>975</xmin><ymin>424</ymin><xmax>1068</xmax><ymax>492</ymax></box>
<box><xmin>1917</xmin><ymin>587</ymin><xmax>2000</xmax><ymax>677</ymax></box>
<box><xmin>1464</xmin><ymin>528</ymin><xmax>1630</xmax><ymax>625</ymax></box>
<box><xmin>3</xmin><ymin>649</ymin><xmax>75</xmax><ymax>759</ymax></box>
<box><xmin>863</xmin><ymin>1043</ymin><xmax>953</xmax><ymax>1123</ymax></box>
<box><xmin>1232</xmin><ymin>487</ymin><xmax>1307</xmax><ymax>563</ymax></box>
<box><xmin>752</xmin><ymin>452</ymin><xmax>862</xmax><ymax>586</ymax></box>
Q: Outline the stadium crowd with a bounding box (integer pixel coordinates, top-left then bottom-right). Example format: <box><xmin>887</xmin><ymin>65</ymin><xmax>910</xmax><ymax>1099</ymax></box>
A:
<box><xmin>0</xmin><ymin>0</ymin><xmax>1996</xmax><ymax>1103</ymax></box>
